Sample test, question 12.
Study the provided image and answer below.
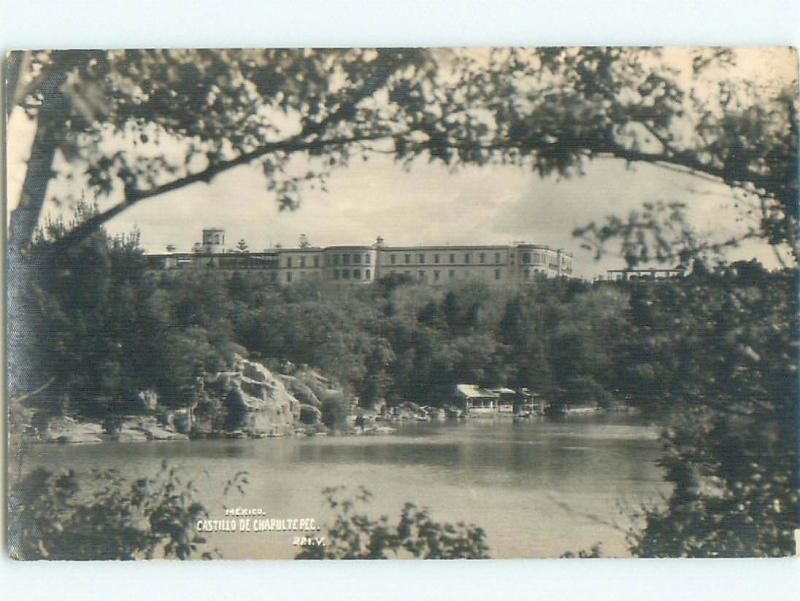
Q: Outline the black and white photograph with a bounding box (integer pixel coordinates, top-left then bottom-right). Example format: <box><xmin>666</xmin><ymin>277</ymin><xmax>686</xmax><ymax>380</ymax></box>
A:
<box><xmin>4</xmin><ymin>46</ymin><xmax>798</xmax><ymax>563</ymax></box>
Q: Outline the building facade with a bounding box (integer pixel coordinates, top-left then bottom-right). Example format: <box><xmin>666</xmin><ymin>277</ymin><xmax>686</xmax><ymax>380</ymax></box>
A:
<box><xmin>147</xmin><ymin>230</ymin><xmax>575</xmax><ymax>285</ymax></box>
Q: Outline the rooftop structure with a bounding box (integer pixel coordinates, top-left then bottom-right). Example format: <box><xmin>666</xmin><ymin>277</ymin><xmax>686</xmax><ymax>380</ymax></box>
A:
<box><xmin>606</xmin><ymin>267</ymin><xmax>684</xmax><ymax>281</ymax></box>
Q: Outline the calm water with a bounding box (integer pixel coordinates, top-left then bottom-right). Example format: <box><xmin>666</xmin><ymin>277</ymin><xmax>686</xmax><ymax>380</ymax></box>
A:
<box><xmin>23</xmin><ymin>415</ymin><xmax>669</xmax><ymax>558</ymax></box>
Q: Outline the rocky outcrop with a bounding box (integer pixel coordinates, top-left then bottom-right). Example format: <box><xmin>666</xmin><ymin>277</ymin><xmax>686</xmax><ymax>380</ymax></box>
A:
<box><xmin>216</xmin><ymin>355</ymin><xmax>301</xmax><ymax>436</ymax></box>
<box><xmin>31</xmin><ymin>356</ymin><xmax>351</xmax><ymax>443</ymax></box>
<box><xmin>43</xmin><ymin>418</ymin><xmax>104</xmax><ymax>444</ymax></box>
<box><xmin>115</xmin><ymin>416</ymin><xmax>189</xmax><ymax>441</ymax></box>
<box><xmin>278</xmin><ymin>374</ymin><xmax>321</xmax><ymax>408</ymax></box>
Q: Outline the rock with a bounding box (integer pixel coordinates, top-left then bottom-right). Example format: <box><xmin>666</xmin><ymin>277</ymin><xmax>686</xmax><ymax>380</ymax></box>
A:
<box><xmin>299</xmin><ymin>403</ymin><xmax>322</xmax><ymax>425</ymax></box>
<box><xmin>278</xmin><ymin>375</ymin><xmax>321</xmax><ymax>408</ymax></box>
<box><xmin>216</xmin><ymin>355</ymin><xmax>302</xmax><ymax>434</ymax></box>
<box><xmin>144</xmin><ymin>426</ymin><xmax>189</xmax><ymax>441</ymax></box>
<box><xmin>133</xmin><ymin>389</ymin><xmax>159</xmax><ymax>412</ymax></box>
<box><xmin>172</xmin><ymin>409</ymin><xmax>194</xmax><ymax>434</ymax></box>
<box><xmin>365</xmin><ymin>426</ymin><xmax>397</xmax><ymax>436</ymax></box>
<box><xmin>113</xmin><ymin>429</ymin><xmax>149</xmax><ymax>443</ymax></box>
<box><xmin>44</xmin><ymin>418</ymin><xmax>105</xmax><ymax>443</ymax></box>
<box><xmin>54</xmin><ymin>433</ymin><xmax>103</xmax><ymax>444</ymax></box>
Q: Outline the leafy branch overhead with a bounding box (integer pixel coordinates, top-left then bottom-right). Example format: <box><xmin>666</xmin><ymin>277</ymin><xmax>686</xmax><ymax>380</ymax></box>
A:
<box><xmin>8</xmin><ymin>48</ymin><xmax>798</xmax><ymax>260</ymax></box>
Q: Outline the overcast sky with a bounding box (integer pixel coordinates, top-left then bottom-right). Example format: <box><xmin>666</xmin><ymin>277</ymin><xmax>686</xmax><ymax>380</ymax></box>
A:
<box><xmin>6</xmin><ymin>48</ymin><xmax>795</xmax><ymax>279</ymax></box>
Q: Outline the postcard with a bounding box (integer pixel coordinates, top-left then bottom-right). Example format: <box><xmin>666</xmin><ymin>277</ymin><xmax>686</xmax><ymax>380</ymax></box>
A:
<box><xmin>5</xmin><ymin>47</ymin><xmax>798</xmax><ymax>560</ymax></box>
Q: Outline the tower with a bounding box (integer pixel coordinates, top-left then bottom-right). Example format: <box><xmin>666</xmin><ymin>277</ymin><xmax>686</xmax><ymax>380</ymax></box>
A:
<box><xmin>201</xmin><ymin>228</ymin><xmax>226</xmax><ymax>254</ymax></box>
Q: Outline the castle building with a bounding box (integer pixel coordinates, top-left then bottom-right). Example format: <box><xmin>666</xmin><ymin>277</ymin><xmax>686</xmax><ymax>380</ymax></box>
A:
<box><xmin>146</xmin><ymin>230</ymin><xmax>575</xmax><ymax>284</ymax></box>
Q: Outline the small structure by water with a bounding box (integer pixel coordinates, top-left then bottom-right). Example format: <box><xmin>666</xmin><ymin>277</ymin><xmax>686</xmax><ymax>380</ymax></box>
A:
<box><xmin>455</xmin><ymin>384</ymin><xmax>545</xmax><ymax>417</ymax></box>
<box><xmin>455</xmin><ymin>384</ymin><xmax>498</xmax><ymax>416</ymax></box>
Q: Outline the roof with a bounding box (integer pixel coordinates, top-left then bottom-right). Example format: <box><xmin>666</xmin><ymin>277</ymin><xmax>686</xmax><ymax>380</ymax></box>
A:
<box><xmin>490</xmin><ymin>387</ymin><xmax>517</xmax><ymax>395</ymax></box>
<box><xmin>455</xmin><ymin>384</ymin><xmax>499</xmax><ymax>399</ymax></box>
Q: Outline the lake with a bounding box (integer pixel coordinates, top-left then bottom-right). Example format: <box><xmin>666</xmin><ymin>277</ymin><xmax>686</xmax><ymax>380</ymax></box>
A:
<box><xmin>22</xmin><ymin>414</ymin><xmax>669</xmax><ymax>559</ymax></box>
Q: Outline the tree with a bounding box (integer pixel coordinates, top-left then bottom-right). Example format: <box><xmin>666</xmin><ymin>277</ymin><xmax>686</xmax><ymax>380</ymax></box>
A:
<box><xmin>298</xmin><ymin>234</ymin><xmax>311</xmax><ymax>248</ymax></box>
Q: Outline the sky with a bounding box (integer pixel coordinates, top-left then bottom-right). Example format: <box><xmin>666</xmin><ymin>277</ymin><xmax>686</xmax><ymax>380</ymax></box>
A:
<box><xmin>6</xmin><ymin>48</ymin><xmax>796</xmax><ymax>280</ymax></box>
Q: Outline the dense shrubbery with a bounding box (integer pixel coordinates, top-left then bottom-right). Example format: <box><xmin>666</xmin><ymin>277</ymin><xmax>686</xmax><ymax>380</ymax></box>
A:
<box><xmin>9</xmin><ymin>461</ymin><xmax>214</xmax><ymax>560</ymax></box>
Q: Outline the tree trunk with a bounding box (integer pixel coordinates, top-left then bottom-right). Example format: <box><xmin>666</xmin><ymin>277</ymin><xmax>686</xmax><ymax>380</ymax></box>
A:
<box><xmin>8</xmin><ymin>95</ymin><xmax>65</xmax><ymax>252</ymax></box>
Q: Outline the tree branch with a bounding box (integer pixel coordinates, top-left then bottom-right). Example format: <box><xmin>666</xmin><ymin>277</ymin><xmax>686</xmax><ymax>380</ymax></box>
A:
<box><xmin>41</xmin><ymin>53</ymin><xmax>414</xmax><ymax>253</ymax></box>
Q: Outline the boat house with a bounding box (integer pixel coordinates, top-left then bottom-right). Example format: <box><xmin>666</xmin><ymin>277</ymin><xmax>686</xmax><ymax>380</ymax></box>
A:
<box><xmin>455</xmin><ymin>384</ymin><xmax>500</xmax><ymax>415</ymax></box>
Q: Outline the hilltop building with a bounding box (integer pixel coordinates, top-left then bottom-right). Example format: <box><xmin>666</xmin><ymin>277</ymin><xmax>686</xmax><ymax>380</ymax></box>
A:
<box><xmin>146</xmin><ymin>229</ymin><xmax>575</xmax><ymax>285</ymax></box>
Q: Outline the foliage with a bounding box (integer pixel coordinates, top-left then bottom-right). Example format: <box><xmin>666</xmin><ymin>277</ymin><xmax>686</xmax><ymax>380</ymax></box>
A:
<box><xmin>13</xmin><ymin>202</ymin><xmax>231</xmax><ymax>418</ymax></box>
<box><xmin>8</xmin><ymin>49</ymin><xmax>796</xmax><ymax>258</ymax></box>
<box><xmin>296</xmin><ymin>486</ymin><xmax>490</xmax><ymax>559</ymax></box>
<box><xmin>561</xmin><ymin>543</ymin><xmax>603</xmax><ymax>559</ymax></box>
<box><xmin>620</xmin><ymin>264</ymin><xmax>798</xmax><ymax>557</ymax></box>
<box><xmin>319</xmin><ymin>391</ymin><xmax>352</xmax><ymax>432</ymax></box>
<box><xmin>9</xmin><ymin>461</ymin><xmax>213</xmax><ymax>560</ymax></box>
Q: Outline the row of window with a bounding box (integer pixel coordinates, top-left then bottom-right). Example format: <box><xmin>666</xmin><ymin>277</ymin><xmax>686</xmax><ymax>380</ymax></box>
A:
<box><xmin>284</xmin><ymin>252</ymin><xmax>565</xmax><ymax>270</ymax></box>
<box><xmin>285</xmin><ymin>256</ymin><xmax>321</xmax><ymax>268</ymax></box>
<box><xmin>285</xmin><ymin>270</ymin><xmax>322</xmax><ymax>283</ymax></box>
<box><xmin>325</xmin><ymin>253</ymin><xmax>373</xmax><ymax>267</ymax></box>
<box><xmin>278</xmin><ymin>267</ymin><xmax>557</xmax><ymax>284</ymax></box>
<box><xmin>389</xmin><ymin>269</ymin><xmax>504</xmax><ymax>281</ymax></box>
<box><xmin>389</xmin><ymin>251</ymin><xmax>507</xmax><ymax>266</ymax></box>
<box><xmin>286</xmin><ymin>266</ymin><xmax>557</xmax><ymax>283</ymax></box>
<box><xmin>331</xmin><ymin>268</ymin><xmax>372</xmax><ymax>281</ymax></box>
<box><xmin>520</xmin><ymin>251</ymin><xmax>550</xmax><ymax>265</ymax></box>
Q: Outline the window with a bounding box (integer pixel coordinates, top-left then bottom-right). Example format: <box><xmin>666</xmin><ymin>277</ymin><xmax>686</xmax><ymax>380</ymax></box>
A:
<box><xmin>365</xmin><ymin>254</ymin><xmax>371</xmax><ymax>265</ymax></box>
<box><xmin>214</xmin><ymin>234</ymin><xmax>220</xmax><ymax>244</ymax></box>
<box><xmin>343</xmin><ymin>254</ymin><xmax>350</xmax><ymax>266</ymax></box>
<box><xmin>418</xmin><ymin>270</ymin><xmax>425</xmax><ymax>280</ymax></box>
<box><xmin>353</xmin><ymin>269</ymin><xmax>361</xmax><ymax>279</ymax></box>
<box><xmin>404</xmin><ymin>254</ymin><xmax>411</xmax><ymax>264</ymax></box>
<box><xmin>449</xmin><ymin>270</ymin><xmax>455</xmax><ymax>279</ymax></box>
<box><xmin>449</xmin><ymin>253</ymin><xmax>455</xmax><ymax>263</ymax></box>
<box><xmin>522</xmin><ymin>252</ymin><xmax>531</xmax><ymax>264</ymax></box>
<box><xmin>342</xmin><ymin>269</ymin><xmax>350</xmax><ymax>279</ymax></box>
<box><xmin>333</xmin><ymin>255</ymin><xmax>339</xmax><ymax>266</ymax></box>
<box><xmin>287</xmin><ymin>257</ymin><xmax>293</xmax><ymax>268</ymax></box>
<box><xmin>495</xmin><ymin>252</ymin><xmax>501</xmax><ymax>264</ymax></box>
<box><xmin>495</xmin><ymin>269</ymin><xmax>501</xmax><ymax>280</ymax></box>
<box><xmin>287</xmin><ymin>271</ymin><xmax>293</xmax><ymax>283</ymax></box>
<box><xmin>479</xmin><ymin>253</ymin><xmax>485</xmax><ymax>263</ymax></box>
<box><xmin>404</xmin><ymin>270</ymin><xmax>411</xmax><ymax>277</ymax></box>
<box><xmin>365</xmin><ymin>269</ymin><xmax>371</xmax><ymax>279</ymax></box>
<box><xmin>418</xmin><ymin>253</ymin><xmax>425</xmax><ymax>264</ymax></box>
<box><xmin>391</xmin><ymin>254</ymin><xmax>397</xmax><ymax>265</ymax></box>
<box><xmin>313</xmin><ymin>256</ymin><xmax>319</xmax><ymax>267</ymax></box>
<box><xmin>333</xmin><ymin>269</ymin><xmax>340</xmax><ymax>280</ymax></box>
<box><xmin>465</xmin><ymin>253</ymin><xmax>471</xmax><ymax>264</ymax></box>
<box><xmin>434</xmin><ymin>254</ymin><xmax>440</xmax><ymax>264</ymax></box>
<box><xmin>353</xmin><ymin>254</ymin><xmax>361</xmax><ymax>264</ymax></box>
<box><xmin>300</xmin><ymin>257</ymin><xmax>306</xmax><ymax>268</ymax></box>
<box><xmin>434</xmin><ymin>270</ymin><xmax>440</xmax><ymax>281</ymax></box>
<box><xmin>525</xmin><ymin>269</ymin><xmax>530</xmax><ymax>279</ymax></box>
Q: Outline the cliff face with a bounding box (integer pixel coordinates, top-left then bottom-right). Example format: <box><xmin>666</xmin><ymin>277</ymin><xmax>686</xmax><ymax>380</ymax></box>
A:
<box><xmin>32</xmin><ymin>355</ymin><xmax>335</xmax><ymax>443</ymax></box>
<box><xmin>208</xmin><ymin>355</ymin><xmax>302</xmax><ymax>436</ymax></box>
